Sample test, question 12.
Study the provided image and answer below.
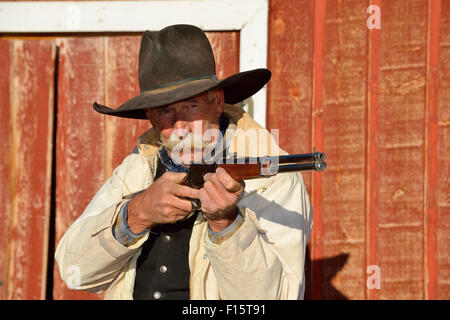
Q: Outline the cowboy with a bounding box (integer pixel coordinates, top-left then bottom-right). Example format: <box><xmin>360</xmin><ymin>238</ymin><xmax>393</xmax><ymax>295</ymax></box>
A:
<box><xmin>55</xmin><ymin>24</ymin><xmax>313</xmax><ymax>300</ymax></box>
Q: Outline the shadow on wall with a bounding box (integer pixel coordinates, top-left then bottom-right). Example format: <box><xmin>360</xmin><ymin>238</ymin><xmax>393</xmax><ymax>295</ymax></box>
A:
<box><xmin>304</xmin><ymin>247</ymin><xmax>350</xmax><ymax>300</ymax></box>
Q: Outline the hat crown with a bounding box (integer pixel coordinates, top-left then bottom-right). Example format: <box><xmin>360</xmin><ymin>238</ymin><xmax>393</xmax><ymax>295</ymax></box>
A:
<box><xmin>138</xmin><ymin>25</ymin><xmax>216</xmax><ymax>92</ymax></box>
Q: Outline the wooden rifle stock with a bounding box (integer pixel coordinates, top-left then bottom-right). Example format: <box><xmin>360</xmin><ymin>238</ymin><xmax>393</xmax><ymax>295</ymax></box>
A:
<box><xmin>218</xmin><ymin>163</ymin><xmax>261</xmax><ymax>182</ymax></box>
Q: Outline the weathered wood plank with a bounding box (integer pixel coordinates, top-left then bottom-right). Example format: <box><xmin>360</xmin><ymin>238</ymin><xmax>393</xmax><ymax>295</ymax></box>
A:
<box><xmin>0</xmin><ymin>39</ymin><xmax>11</xmax><ymax>300</ymax></box>
<box><xmin>375</xmin><ymin>0</ymin><xmax>427</xmax><ymax>299</ymax></box>
<box><xmin>7</xmin><ymin>40</ymin><xmax>55</xmax><ymax>299</ymax></box>
<box><xmin>320</xmin><ymin>0</ymin><xmax>368</xmax><ymax>300</ymax></box>
<box><xmin>266</xmin><ymin>0</ymin><xmax>313</xmax><ymax>156</ymax></box>
<box><xmin>53</xmin><ymin>37</ymin><xmax>105</xmax><ymax>300</ymax></box>
<box><xmin>435</xmin><ymin>0</ymin><xmax>450</xmax><ymax>300</ymax></box>
<box><xmin>366</xmin><ymin>0</ymin><xmax>382</xmax><ymax>301</ymax></box>
<box><xmin>205</xmin><ymin>31</ymin><xmax>240</xmax><ymax>80</ymax></box>
<box><xmin>104</xmin><ymin>35</ymin><xmax>148</xmax><ymax>178</ymax></box>
<box><xmin>310</xmin><ymin>0</ymin><xmax>327</xmax><ymax>300</ymax></box>
<box><xmin>266</xmin><ymin>0</ymin><xmax>314</xmax><ymax>297</ymax></box>
<box><xmin>424</xmin><ymin>0</ymin><xmax>441</xmax><ymax>300</ymax></box>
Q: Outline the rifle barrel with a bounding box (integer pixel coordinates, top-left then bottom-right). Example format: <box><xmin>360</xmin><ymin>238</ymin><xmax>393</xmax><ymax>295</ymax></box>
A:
<box><xmin>275</xmin><ymin>161</ymin><xmax>326</xmax><ymax>173</ymax></box>
<box><xmin>223</xmin><ymin>152</ymin><xmax>326</xmax><ymax>164</ymax></box>
<box><xmin>276</xmin><ymin>153</ymin><xmax>326</xmax><ymax>164</ymax></box>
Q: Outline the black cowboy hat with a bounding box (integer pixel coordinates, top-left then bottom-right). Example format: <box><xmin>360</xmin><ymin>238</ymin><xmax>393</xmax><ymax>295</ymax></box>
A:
<box><xmin>93</xmin><ymin>24</ymin><xmax>271</xmax><ymax>120</ymax></box>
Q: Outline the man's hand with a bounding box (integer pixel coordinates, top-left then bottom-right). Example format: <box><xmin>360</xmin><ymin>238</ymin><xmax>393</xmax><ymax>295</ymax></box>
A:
<box><xmin>127</xmin><ymin>172</ymin><xmax>200</xmax><ymax>234</ymax></box>
<box><xmin>199</xmin><ymin>167</ymin><xmax>245</xmax><ymax>232</ymax></box>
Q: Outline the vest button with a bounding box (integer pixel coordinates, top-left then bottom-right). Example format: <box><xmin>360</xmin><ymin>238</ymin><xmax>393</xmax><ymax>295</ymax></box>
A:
<box><xmin>160</xmin><ymin>265</ymin><xmax>168</xmax><ymax>273</ymax></box>
<box><xmin>153</xmin><ymin>291</ymin><xmax>161</xmax><ymax>299</ymax></box>
<box><xmin>163</xmin><ymin>235</ymin><xmax>171</xmax><ymax>243</ymax></box>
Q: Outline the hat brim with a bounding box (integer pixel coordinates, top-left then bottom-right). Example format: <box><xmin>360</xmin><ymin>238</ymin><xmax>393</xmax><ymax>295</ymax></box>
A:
<box><xmin>93</xmin><ymin>68</ymin><xmax>271</xmax><ymax>120</ymax></box>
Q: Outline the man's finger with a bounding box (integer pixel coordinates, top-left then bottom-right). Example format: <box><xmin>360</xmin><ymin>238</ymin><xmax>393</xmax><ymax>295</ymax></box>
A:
<box><xmin>203</xmin><ymin>178</ymin><xmax>222</xmax><ymax>200</ymax></box>
<box><xmin>215</xmin><ymin>167</ymin><xmax>243</xmax><ymax>193</ymax></box>
<box><xmin>168</xmin><ymin>195</ymin><xmax>194</xmax><ymax>213</ymax></box>
<box><xmin>172</xmin><ymin>184</ymin><xmax>200</xmax><ymax>200</ymax></box>
<box><xmin>162</xmin><ymin>171</ymin><xmax>188</xmax><ymax>184</ymax></box>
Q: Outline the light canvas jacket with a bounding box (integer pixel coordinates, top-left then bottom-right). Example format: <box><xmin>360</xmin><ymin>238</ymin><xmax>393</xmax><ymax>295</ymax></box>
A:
<box><xmin>55</xmin><ymin>105</ymin><xmax>313</xmax><ymax>300</ymax></box>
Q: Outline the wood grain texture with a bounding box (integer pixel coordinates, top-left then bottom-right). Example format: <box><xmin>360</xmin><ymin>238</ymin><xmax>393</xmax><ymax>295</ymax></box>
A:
<box><xmin>3</xmin><ymin>40</ymin><xmax>55</xmax><ymax>299</ymax></box>
<box><xmin>266</xmin><ymin>0</ymin><xmax>313</xmax><ymax>157</ymax></box>
<box><xmin>320</xmin><ymin>0</ymin><xmax>368</xmax><ymax>300</ymax></box>
<box><xmin>104</xmin><ymin>35</ymin><xmax>148</xmax><ymax>178</ymax></box>
<box><xmin>53</xmin><ymin>37</ymin><xmax>106</xmax><ymax>300</ymax></box>
<box><xmin>435</xmin><ymin>0</ymin><xmax>450</xmax><ymax>300</ymax></box>
<box><xmin>366</xmin><ymin>0</ymin><xmax>382</xmax><ymax>300</ymax></box>
<box><xmin>310</xmin><ymin>0</ymin><xmax>327</xmax><ymax>300</ymax></box>
<box><xmin>375</xmin><ymin>0</ymin><xmax>427</xmax><ymax>299</ymax></box>
<box><xmin>266</xmin><ymin>1</ymin><xmax>314</xmax><ymax>298</ymax></box>
<box><xmin>0</xmin><ymin>40</ymin><xmax>11</xmax><ymax>300</ymax></box>
<box><xmin>205</xmin><ymin>32</ymin><xmax>240</xmax><ymax>80</ymax></box>
<box><xmin>424</xmin><ymin>0</ymin><xmax>441</xmax><ymax>300</ymax></box>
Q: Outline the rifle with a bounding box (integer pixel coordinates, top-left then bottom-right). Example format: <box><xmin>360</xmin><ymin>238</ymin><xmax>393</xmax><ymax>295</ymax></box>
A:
<box><xmin>123</xmin><ymin>149</ymin><xmax>326</xmax><ymax>201</ymax></box>
<box><xmin>187</xmin><ymin>149</ymin><xmax>326</xmax><ymax>188</ymax></box>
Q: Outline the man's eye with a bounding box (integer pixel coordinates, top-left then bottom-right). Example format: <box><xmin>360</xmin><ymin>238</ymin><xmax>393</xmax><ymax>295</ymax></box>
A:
<box><xmin>186</xmin><ymin>104</ymin><xmax>198</xmax><ymax>110</ymax></box>
<box><xmin>159</xmin><ymin>108</ymin><xmax>171</xmax><ymax>115</ymax></box>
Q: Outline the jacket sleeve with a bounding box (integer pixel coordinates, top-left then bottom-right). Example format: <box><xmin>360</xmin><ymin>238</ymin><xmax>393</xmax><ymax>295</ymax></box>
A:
<box><xmin>203</xmin><ymin>171</ymin><xmax>313</xmax><ymax>300</ymax></box>
<box><xmin>54</xmin><ymin>153</ymin><xmax>150</xmax><ymax>293</ymax></box>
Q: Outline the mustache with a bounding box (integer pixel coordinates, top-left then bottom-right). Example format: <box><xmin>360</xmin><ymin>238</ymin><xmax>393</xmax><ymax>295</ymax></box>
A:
<box><xmin>158</xmin><ymin>133</ymin><xmax>215</xmax><ymax>151</ymax></box>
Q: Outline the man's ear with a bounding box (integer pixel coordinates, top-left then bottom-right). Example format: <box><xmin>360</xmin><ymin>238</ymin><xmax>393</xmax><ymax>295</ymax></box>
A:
<box><xmin>145</xmin><ymin>108</ymin><xmax>156</xmax><ymax>125</ymax></box>
<box><xmin>145</xmin><ymin>108</ymin><xmax>158</xmax><ymax>130</ymax></box>
<box><xmin>213</xmin><ymin>89</ymin><xmax>225</xmax><ymax>118</ymax></box>
<box><xmin>144</xmin><ymin>108</ymin><xmax>151</xmax><ymax>119</ymax></box>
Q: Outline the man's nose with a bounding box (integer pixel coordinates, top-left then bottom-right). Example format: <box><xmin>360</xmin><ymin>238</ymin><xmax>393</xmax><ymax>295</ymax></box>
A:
<box><xmin>173</xmin><ymin>116</ymin><xmax>190</xmax><ymax>139</ymax></box>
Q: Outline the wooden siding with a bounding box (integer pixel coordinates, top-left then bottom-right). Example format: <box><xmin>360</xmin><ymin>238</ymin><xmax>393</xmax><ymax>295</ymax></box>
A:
<box><xmin>0</xmin><ymin>40</ymin><xmax>55</xmax><ymax>299</ymax></box>
<box><xmin>267</xmin><ymin>0</ymin><xmax>449</xmax><ymax>299</ymax></box>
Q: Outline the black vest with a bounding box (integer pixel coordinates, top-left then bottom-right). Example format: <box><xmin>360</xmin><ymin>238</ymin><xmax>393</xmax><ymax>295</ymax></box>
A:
<box><xmin>133</xmin><ymin>160</ymin><xmax>198</xmax><ymax>300</ymax></box>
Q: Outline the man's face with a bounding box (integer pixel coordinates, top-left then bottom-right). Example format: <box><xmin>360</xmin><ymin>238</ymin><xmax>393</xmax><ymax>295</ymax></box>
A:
<box><xmin>145</xmin><ymin>89</ymin><xmax>225</xmax><ymax>165</ymax></box>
